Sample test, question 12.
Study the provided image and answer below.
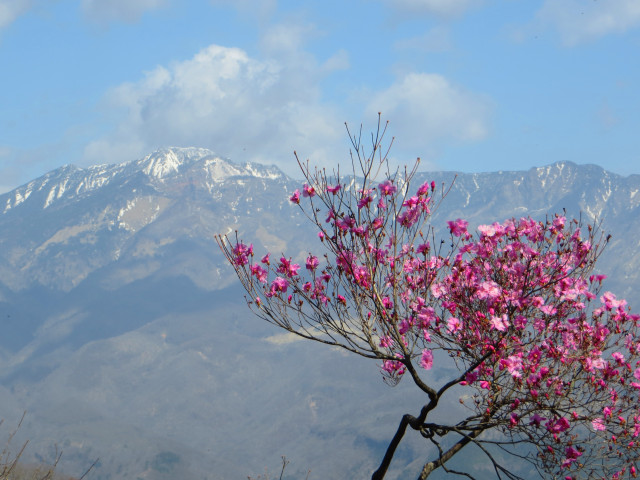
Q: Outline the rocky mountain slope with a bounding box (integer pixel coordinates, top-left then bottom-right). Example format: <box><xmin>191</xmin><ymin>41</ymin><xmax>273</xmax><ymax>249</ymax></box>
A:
<box><xmin>0</xmin><ymin>148</ymin><xmax>638</xmax><ymax>479</ymax></box>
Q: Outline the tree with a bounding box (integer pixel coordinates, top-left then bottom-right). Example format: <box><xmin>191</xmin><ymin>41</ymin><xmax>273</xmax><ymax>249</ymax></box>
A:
<box><xmin>216</xmin><ymin>118</ymin><xmax>640</xmax><ymax>479</ymax></box>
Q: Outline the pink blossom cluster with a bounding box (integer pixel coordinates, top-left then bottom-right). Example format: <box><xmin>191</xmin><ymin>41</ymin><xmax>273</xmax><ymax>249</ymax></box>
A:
<box><xmin>220</xmin><ymin>172</ymin><xmax>640</xmax><ymax>478</ymax></box>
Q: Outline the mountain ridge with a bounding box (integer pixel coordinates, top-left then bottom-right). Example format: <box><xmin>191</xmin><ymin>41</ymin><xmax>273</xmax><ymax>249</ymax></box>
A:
<box><xmin>1</xmin><ymin>147</ymin><xmax>286</xmax><ymax>215</ymax></box>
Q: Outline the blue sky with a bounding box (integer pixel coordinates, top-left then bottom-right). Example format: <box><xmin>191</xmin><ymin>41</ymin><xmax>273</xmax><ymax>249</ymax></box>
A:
<box><xmin>1</xmin><ymin>0</ymin><xmax>639</xmax><ymax>192</ymax></box>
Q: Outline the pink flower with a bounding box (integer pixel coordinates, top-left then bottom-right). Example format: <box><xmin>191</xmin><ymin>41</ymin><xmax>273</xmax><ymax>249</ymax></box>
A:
<box><xmin>447</xmin><ymin>218</ymin><xmax>469</xmax><ymax>237</ymax></box>
<box><xmin>539</xmin><ymin>304</ymin><xmax>557</xmax><ymax>315</ymax></box>
<box><xmin>431</xmin><ymin>283</ymin><xmax>446</xmax><ymax>298</ymax></box>
<box><xmin>353</xmin><ymin>266</ymin><xmax>371</xmax><ymax>288</ymax></box>
<box><xmin>611</xmin><ymin>352</ymin><xmax>625</xmax><ymax>364</ymax></box>
<box><xmin>326</xmin><ymin>184</ymin><xmax>341</xmax><ymax>194</ymax></box>
<box><xmin>289</xmin><ymin>189</ymin><xmax>300</xmax><ymax>204</ymax></box>
<box><xmin>420</xmin><ymin>349</ymin><xmax>434</xmax><ymax>370</ymax></box>
<box><xmin>463</xmin><ymin>371</ymin><xmax>478</xmax><ymax>385</ymax></box>
<box><xmin>277</xmin><ymin>257</ymin><xmax>300</xmax><ymax>277</ymax></box>
<box><xmin>562</xmin><ymin>446</ymin><xmax>582</xmax><ymax>468</ymax></box>
<box><xmin>378</xmin><ymin>180</ymin><xmax>397</xmax><ymax>196</ymax></box>
<box><xmin>250</xmin><ymin>264</ymin><xmax>268</xmax><ymax>283</ymax></box>
<box><xmin>358</xmin><ymin>195</ymin><xmax>373</xmax><ymax>210</ymax></box>
<box><xmin>601</xmin><ymin>291</ymin><xmax>626</xmax><ymax>310</ymax></box>
<box><xmin>478</xmin><ymin>224</ymin><xmax>497</xmax><ymax>237</ymax></box>
<box><xmin>509</xmin><ymin>412</ymin><xmax>519</xmax><ymax>427</ymax></box>
<box><xmin>504</xmin><ymin>355</ymin><xmax>523</xmax><ymax>378</ymax></box>
<box><xmin>270</xmin><ymin>277</ymin><xmax>289</xmax><ymax>294</ymax></box>
<box><xmin>490</xmin><ymin>314</ymin><xmax>509</xmax><ymax>332</ymax></box>
<box><xmin>306</xmin><ymin>255</ymin><xmax>319</xmax><ymax>271</ymax></box>
<box><xmin>302</xmin><ymin>183</ymin><xmax>315</xmax><ymax>197</ymax></box>
<box><xmin>592</xmin><ymin>418</ymin><xmax>606</xmax><ymax>431</ymax></box>
<box><xmin>476</xmin><ymin>281</ymin><xmax>501</xmax><ymax>300</ymax></box>
<box><xmin>231</xmin><ymin>242</ymin><xmax>253</xmax><ymax>266</ymax></box>
<box><xmin>416</xmin><ymin>242</ymin><xmax>430</xmax><ymax>255</ymax></box>
<box><xmin>529</xmin><ymin>413</ymin><xmax>545</xmax><ymax>427</ymax></box>
<box><xmin>513</xmin><ymin>315</ymin><xmax>527</xmax><ymax>329</ymax></box>
<box><xmin>547</xmin><ymin>417</ymin><xmax>570</xmax><ymax>433</ymax></box>
<box><xmin>447</xmin><ymin>317</ymin><xmax>462</xmax><ymax>334</ymax></box>
<box><xmin>381</xmin><ymin>359</ymin><xmax>405</xmax><ymax>375</ymax></box>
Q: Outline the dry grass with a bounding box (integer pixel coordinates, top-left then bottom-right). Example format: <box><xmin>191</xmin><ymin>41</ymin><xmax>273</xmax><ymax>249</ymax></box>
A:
<box><xmin>0</xmin><ymin>414</ymin><xmax>94</xmax><ymax>480</ymax></box>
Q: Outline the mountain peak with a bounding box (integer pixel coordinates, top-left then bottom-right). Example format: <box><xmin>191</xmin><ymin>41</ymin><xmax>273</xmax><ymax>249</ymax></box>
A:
<box><xmin>0</xmin><ymin>147</ymin><xmax>290</xmax><ymax>214</ymax></box>
<box><xmin>137</xmin><ymin>147</ymin><xmax>219</xmax><ymax>179</ymax></box>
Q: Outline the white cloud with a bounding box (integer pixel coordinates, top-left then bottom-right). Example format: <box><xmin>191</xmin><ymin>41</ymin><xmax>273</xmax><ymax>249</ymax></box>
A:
<box><xmin>382</xmin><ymin>0</ymin><xmax>482</xmax><ymax>18</ymax></box>
<box><xmin>81</xmin><ymin>0</ymin><xmax>168</xmax><ymax>23</ymax></box>
<box><xmin>83</xmin><ymin>18</ymin><xmax>489</xmax><ymax>177</ymax></box>
<box><xmin>84</xmin><ymin>43</ymin><xmax>344</xmax><ymax>175</ymax></box>
<box><xmin>0</xmin><ymin>0</ymin><xmax>32</xmax><ymax>30</ymax></box>
<box><xmin>364</xmin><ymin>73</ymin><xmax>490</xmax><ymax>152</ymax></box>
<box><xmin>537</xmin><ymin>0</ymin><xmax>640</xmax><ymax>45</ymax></box>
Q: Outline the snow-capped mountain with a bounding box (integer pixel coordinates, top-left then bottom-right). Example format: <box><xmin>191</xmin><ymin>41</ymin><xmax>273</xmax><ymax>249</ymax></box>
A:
<box><xmin>3</xmin><ymin>147</ymin><xmax>284</xmax><ymax>213</ymax></box>
<box><xmin>0</xmin><ymin>147</ymin><xmax>295</xmax><ymax>293</ymax></box>
<box><xmin>0</xmin><ymin>149</ymin><xmax>638</xmax><ymax>479</ymax></box>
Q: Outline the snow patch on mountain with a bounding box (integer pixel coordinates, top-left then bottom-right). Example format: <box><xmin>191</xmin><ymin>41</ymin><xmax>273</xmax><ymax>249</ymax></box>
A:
<box><xmin>141</xmin><ymin>149</ymin><xmax>184</xmax><ymax>179</ymax></box>
<box><xmin>0</xmin><ymin>147</ymin><xmax>287</xmax><ymax>214</ymax></box>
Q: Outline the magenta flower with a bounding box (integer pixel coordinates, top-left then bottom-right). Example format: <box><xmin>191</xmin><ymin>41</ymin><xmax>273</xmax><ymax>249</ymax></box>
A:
<box><xmin>420</xmin><ymin>349</ymin><xmax>434</xmax><ymax>370</ymax></box>
<box><xmin>562</xmin><ymin>446</ymin><xmax>582</xmax><ymax>468</ymax></box>
<box><xmin>326</xmin><ymin>184</ymin><xmax>341</xmax><ymax>194</ymax></box>
<box><xmin>476</xmin><ymin>280</ymin><xmax>501</xmax><ymax>300</ymax></box>
<box><xmin>478</xmin><ymin>224</ymin><xmax>497</xmax><ymax>237</ymax></box>
<box><xmin>611</xmin><ymin>351</ymin><xmax>625</xmax><ymax>364</ymax></box>
<box><xmin>447</xmin><ymin>218</ymin><xmax>469</xmax><ymax>237</ymax></box>
<box><xmin>530</xmin><ymin>413</ymin><xmax>545</xmax><ymax>427</ymax></box>
<box><xmin>353</xmin><ymin>266</ymin><xmax>371</xmax><ymax>288</ymax></box>
<box><xmin>547</xmin><ymin>417</ymin><xmax>570</xmax><ymax>433</ymax></box>
<box><xmin>270</xmin><ymin>277</ymin><xmax>289</xmax><ymax>293</ymax></box>
<box><xmin>231</xmin><ymin>242</ymin><xmax>253</xmax><ymax>265</ymax></box>
<box><xmin>378</xmin><ymin>180</ymin><xmax>397</xmax><ymax>196</ymax></box>
<box><xmin>490</xmin><ymin>314</ymin><xmax>509</xmax><ymax>332</ymax></box>
<box><xmin>381</xmin><ymin>359</ymin><xmax>405</xmax><ymax>375</ymax></box>
<box><xmin>302</xmin><ymin>183</ymin><xmax>315</xmax><ymax>198</ymax></box>
<box><xmin>509</xmin><ymin>413</ymin><xmax>519</xmax><ymax>427</ymax></box>
<box><xmin>250</xmin><ymin>264</ymin><xmax>268</xmax><ymax>283</ymax></box>
<box><xmin>592</xmin><ymin>418</ymin><xmax>606</xmax><ymax>431</ymax></box>
<box><xmin>358</xmin><ymin>195</ymin><xmax>373</xmax><ymax>210</ymax></box>
<box><xmin>416</xmin><ymin>242</ymin><xmax>430</xmax><ymax>255</ymax></box>
<box><xmin>277</xmin><ymin>257</ymin><xmax>300</xmax><ymax>277</ymax></box>
<box><xmin>447</xmin><ymin>317</ymin><xmax>462</xmax><ymax>334</ymax></box>
<box><xmin>289</xmin><ymin>189</ymin><xmax>300</xmax><ymax>204</ymax></box>
<box><xmin>305</xmin><ymin>255</ymin><xmax>319</xmax><ymax>270</ymax></box>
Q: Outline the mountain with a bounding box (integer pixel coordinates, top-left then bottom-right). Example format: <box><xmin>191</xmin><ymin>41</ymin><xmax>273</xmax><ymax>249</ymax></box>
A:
<box><xmin>0</xmin><ymin>148</ymin><xmax>638</xmax><ymax>479</ymax></box>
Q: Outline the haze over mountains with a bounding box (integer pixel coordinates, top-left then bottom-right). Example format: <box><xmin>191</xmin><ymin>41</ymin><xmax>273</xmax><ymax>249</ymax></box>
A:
<box><xmin>0</xmin><ymin>148</ymin><xmax>638</xmax><ymax>479</ymax></box>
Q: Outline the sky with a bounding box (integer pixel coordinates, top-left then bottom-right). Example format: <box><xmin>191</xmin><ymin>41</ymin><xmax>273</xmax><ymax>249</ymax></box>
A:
<box><xmin>1</xmin><ymin>0</ymin><xmax>639</xmax><ymax>192</ymax></box>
